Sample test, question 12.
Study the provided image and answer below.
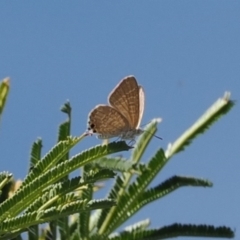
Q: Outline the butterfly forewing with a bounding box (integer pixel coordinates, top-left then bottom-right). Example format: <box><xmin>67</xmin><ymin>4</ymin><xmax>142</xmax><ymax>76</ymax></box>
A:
<box><xmin>109</xmin><ymin>76</ymin><xmax>143</xmax><ymax>129</ymax></box>
<box><xmin>88</xmin><ymin>105</ymin><xmax>130</xmax><ymax>138</ymax></box>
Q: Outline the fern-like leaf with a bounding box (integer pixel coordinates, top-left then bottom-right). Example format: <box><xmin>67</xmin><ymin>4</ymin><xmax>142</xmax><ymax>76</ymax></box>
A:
<box><xmin>29</xmin><ymin>138</ymin><xmax>42</xmax><ymax>171</ymax></box>
<box><xmin>60</xmin><ymin>101</ymin><xmax>71</xmax><ymax>117</ymax></box>
<box><xmin>131</xmin><ymin>118</ymin><xmax>161</xmax><ymax>164</ymax></box>
<box><xmin>56</xmin><ymin>103</ymin><xmax>72</xmax><ymax>240</ymax></box>
<box><xmin>107</xmin><ymin>223</ymin><xmax>234</xmax><ymax>240</ymax></box>
<box><xmin>23</xmin><ymin>136</ymin><xmax>83</xmax><ymax>187</ymax></box>
<box><xmin>0</xmin><ymin>199</ymin><xmax>116</xmax><ymax>237</ymax></box>
<box><xmin>90</xmin><ymin>156</ymin><xmax>133</xmax><ymax>173</ymax></box>
<box><xmin>99</xmin><ymin>149</ymin><xmax>166</xmax><ymax>235</ymax></box>
<box><xmin>0</xmin><ymin>77</ymin><xmax>10</xmax><ymax>118</ymax></box>
<box><xmin>165</xmin><ymin>92</ymin><xmax>234</xmax><ymax>158</ymax></box>
<box><xmin>136</xmin><ymin>176</ymin><xmax>212</xmax><ymax>210</ymax></box>
<box><xmin>0</xmin><ymin>142</ymin><xmax>124</xmax><ymax>221</ymax></box>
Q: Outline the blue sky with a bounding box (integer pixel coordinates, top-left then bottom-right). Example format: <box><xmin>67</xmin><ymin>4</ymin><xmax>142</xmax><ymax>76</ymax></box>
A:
<box><xmin>0</xmin><ymin>2</ymin><xmax>239</xmax><ymax>239</ymax></box>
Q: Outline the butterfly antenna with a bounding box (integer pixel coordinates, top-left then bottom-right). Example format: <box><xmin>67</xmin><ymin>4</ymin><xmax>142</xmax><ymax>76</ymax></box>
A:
<box><xmin>153</xmin><ymin>134</ymin><xmax>163</xmax><ymax>140</ymax></box>
<box><xmin>141</xmin><ymin>129</ymin><xmax>162</xmax><ymax>140</ymax></box>
<box><xmin>141</xmin><ymin>122</ymin><xmax>163</xmax><ymax>140</ymax></box>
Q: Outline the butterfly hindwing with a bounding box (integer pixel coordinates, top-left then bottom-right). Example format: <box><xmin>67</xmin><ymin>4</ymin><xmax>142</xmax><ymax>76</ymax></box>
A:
<box><xmin>88</xmin><ymin>105</ymin><xmax>130</xmax><ymax>138</ymax></box>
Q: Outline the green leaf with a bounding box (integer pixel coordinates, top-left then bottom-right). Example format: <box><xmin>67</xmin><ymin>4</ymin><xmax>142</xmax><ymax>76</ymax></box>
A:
<box><xmin>90</xmin><ymin>156</ymin><xmax>133</xmax><ymax>173</ymax></box>
<box><xmin>131</xmin><ymin>118</ymin><xmax>161</xmax><ymax>164</ymax></box>
<box><xmin>0</xmin><ymin>142</ymin><xmax>129</xmax><ymax>222</ymax></box>
<box><xmin>29</xmin><ymin>138</ymin><xmax>42</xmax><ymax>171</ymax></box>
<box><xmin>165</xmin><ymin>92</ymin><xmax>234</xmax><ymax>158</ymax></box>
<box><xmin>137</xmin><ymin>176</ymin><xmax>212</xmax><ymax>209</ymax></box>
<box><xmin>107</xmin><ymin>223</ymin><xmax>234</xmax><ymax>240</ymax></box>
<box><xmin>23</xmin><ymin>136</ymin><xmax>83</xmax><ymax>187</ymax></box>
<box><xmin>60</xmin><ymin>101</ymin><xmax>72</xmax><ymax>117</ymax></box>
<box><xmin>98</xmin><ymin>149</ymin><xmax>166</xmax><ymax>235</ymax></box>
<box><xmin>0</xmin><ymin>77</ymin><xmax>10</xmax><ymax>118</ymax></box>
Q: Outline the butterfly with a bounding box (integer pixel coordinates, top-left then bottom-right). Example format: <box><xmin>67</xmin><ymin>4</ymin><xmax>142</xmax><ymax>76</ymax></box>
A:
<box><xmin>87</xmin><ymin>76</ymin><xmax>144</xmax><ymax>141</ymax></box>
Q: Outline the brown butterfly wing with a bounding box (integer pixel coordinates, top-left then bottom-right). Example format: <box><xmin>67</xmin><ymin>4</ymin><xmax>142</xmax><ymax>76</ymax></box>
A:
<box><xmin>88</xmin><ymin>105</ymin><xmax>130</xmax><ymax>139</ymax></box>
<box><xmin>108</xmin><ymin>76</ymin><xmax>144</xmax><ymax>129</ymax></box>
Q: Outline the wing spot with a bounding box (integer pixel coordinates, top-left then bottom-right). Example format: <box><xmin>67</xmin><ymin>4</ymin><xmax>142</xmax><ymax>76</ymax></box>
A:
<box><xmin>88</xmin><ymin>123</ymin><xmax>96</xmax><ymax>131</ymax></box>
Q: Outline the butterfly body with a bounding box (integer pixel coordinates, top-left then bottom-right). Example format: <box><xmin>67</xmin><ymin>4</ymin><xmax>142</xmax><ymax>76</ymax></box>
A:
<box><xmin>87</xmin><ymin>76</ymin><xmax>145</xmax><ymax>141</ymax></box>
<box><xmin>97</xmin><ymin>127</ymin><xmax>143</xmax><ymax>140</ymax></box>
